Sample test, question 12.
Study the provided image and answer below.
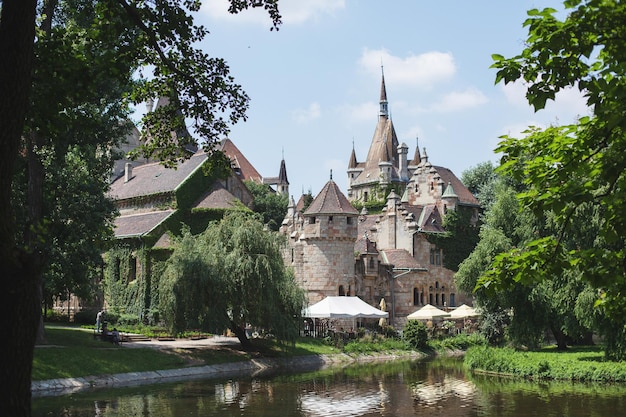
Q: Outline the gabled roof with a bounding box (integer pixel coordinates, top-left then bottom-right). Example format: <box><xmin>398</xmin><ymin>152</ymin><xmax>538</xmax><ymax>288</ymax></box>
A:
<box><xmin>113</xmin><ymin>210</ymin><xmax>175</xmax><ymax>238</ymax></box>
<box><xmin>194</xmin><ymin>182</ymin><xmax>243</xmax><ymax>209</ymax></box>
<box><xmin>354</xmin><ymin>234</ymin><xmax>379</xmax><ymax>256</ymax></box>
<box><xmin>219</xmin><ymin>138</ymin><xmax>262</xmax><ymax>182</ymax></box>
<box><xmin>417</xmin><ymin>205</ymin><xmax>446</xmax><ymax>233</ymax></box>
<box><xmin>379</xmin><ymin>249</ymin><xmax>426</xmax><ymax>270</ymax></box>
<box><xmin>434</xmin><ymin>166</ymin><xmax>479</xmax><ymax>206</ymax></box>
<box><xmin>109</xmin><ymin>152</ymin><xmax>207</xmax><ymax>201</ymax></box>
<box><xmin>304</xmin><ymin>179</ymin><xmax>359</xmax><ymax>216</ymax></box>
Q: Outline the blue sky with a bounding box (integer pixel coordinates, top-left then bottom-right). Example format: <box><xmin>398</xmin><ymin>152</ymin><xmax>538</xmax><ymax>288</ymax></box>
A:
<box><xmin>187</xmin><ymin>0</ymin><xmax>589</xmax><ymax>197</ymax></box>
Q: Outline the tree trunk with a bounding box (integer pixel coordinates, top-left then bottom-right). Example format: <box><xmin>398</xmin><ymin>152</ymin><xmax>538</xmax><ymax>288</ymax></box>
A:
<box><xmin>551</xmin><ymin>326</ymin><xmax>568</xmax><ymax>351</ymax></box>
<box><xmin>0</xmin><ymin>0</ymin><xmax>39</xmax><ymax>416</ymax></box>
<box><xmin>230</xmin><ymin>321</ymin><xmax>252</xmax><ymax>349</ymax></box>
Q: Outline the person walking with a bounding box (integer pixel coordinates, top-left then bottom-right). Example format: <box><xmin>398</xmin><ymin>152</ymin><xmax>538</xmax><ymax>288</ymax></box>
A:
<box><xmin>96</xmin><ymin>310</ymin><xmax>103</xmax><ymax>333</ymax></box>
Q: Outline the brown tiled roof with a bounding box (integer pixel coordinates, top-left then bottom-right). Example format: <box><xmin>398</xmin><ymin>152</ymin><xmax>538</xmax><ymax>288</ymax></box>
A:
<box><xmin>357</xmin><ymin>215</ymin><xmax>378</xmax><ymax>238</ymax></box>
<box><xmin>114</xmin><ymin>210</ymin><xmax>175</xmax><ymax>238</ymax></box>
<box><xmin>434</xmin><ymin>166</ymin><xmax>479</xmax><ymax>207</ymax></box>
<box><xmin>354</xmin><ymin>236</ymin><xmax>379</xmax><ymax>256</ymax></box>
<box><xmin>219</xmin><ymin>138</ymin><xmax>262</xmax><ymax>182</ymax></box>
<box><xmin>194</xmin><ymin>182</ymin><xmax>241</xmax><ymax>209</ymax></box>
<box><xmin>304</xmin><ymin>180</ymin><xmax>359</xmax><ymax>216</ymax></box>
<box><xmin>417</xmin><ymin>205</ymin><xmax>446</xmax><ymax>233</ymax></box>
<box><xmin>109</xmin><ymin>152</ymin><xmax>207</xmax><ymax>200</ymax></box>
<box><xmin>380</xmin><ymin>249</ymin><xmax>426</xmax><ymax>270</ymax></box>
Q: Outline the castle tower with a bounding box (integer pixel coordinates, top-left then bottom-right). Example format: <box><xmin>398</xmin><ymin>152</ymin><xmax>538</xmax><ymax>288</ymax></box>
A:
<box><xmin>346</xmin><ymin>70</ymin><xmax>404</xmax><ymax>202</ymax></box>
<box><xmin>282</xmin><ymin>172</ymin><xmax>359</xmax><ymax>305</ymax></box>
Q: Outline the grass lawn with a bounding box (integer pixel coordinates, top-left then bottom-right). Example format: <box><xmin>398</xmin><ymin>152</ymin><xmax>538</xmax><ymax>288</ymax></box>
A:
<box><xmin>464</xmin><ymin>345</ymin><xmax>626</xmax><ymax>383</ymax></box>
<box><xmin>32</xmin><ymin>326</ymin><xmax>340</xmax><ymax>381</ymax></box>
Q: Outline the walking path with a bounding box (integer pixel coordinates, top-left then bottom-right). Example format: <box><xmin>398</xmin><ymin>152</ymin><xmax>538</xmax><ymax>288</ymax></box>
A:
<box><xmin>32</xmin><ymin>335</ymin><xmax>404</xmax><ymax>398</ymax></box>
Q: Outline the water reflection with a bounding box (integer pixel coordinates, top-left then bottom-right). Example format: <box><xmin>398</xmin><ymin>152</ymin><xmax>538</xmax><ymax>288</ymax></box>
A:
<box><xmin>32</xmin><ymin>356</ymin><xmax>626</xmax><ymax>417</ymax></box>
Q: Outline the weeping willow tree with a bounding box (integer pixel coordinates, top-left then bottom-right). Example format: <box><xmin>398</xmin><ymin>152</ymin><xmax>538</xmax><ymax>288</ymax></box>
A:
<box><xmin>160</xmin><ymin>211</ymin><xmax>305</xmax><ymax>348</ymax></box>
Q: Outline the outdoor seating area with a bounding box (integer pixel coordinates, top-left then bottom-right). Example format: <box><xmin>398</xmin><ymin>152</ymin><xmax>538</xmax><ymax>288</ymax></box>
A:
<box><xmin>407</xmin><ymin>304</ymin><xmax>481</xmax><ymax>337</ymax></box>
<box><xmin>94</xmin><ymin>322</ymin><xmax>123</xmax><ymax>345</ymax></box>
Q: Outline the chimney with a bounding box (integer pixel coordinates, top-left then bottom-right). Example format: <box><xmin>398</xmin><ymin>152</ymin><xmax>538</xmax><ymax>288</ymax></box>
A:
<box><xmin>124</xmin><ymin>163</ymin><xmax>133</xmax><ymax>182</ymax></box>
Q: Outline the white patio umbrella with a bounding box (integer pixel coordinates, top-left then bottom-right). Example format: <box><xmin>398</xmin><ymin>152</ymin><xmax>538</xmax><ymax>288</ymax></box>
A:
<box><xmin>378</xmin><ymin>298</ymin><xmax>387</xmax><ymax>328</ymax></box>
<box><xmin>449</xmin><ymin>304</ymin><xmax>479</xmax><ymax>319</ymax></box>
<box><xmin>407</xmin><ymin>304</ymin><xmax>451</xmax><ymax>320</ymax></box>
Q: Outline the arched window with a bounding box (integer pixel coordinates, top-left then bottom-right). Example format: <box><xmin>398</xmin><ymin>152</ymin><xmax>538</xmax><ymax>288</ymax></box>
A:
<box><xmin>441</xmin><ymin>294</ymin><xmax>446</xmax><ymax>307</ymax></box>
<box><xmin>449</xmin><ymin>293</ymin><xmax>456</xmax><ymax>307</ymax></box>
<box><xmin>338</xmin><ymin>285</ymin><xmax>345</xmax><ymax>296</ymax></box>
<box><xmin>368</xmin><ymin>257</ymin><xmax>375</xmax><ymax>270</ymax></box>
<box><xmin>436</xmin><ymin>293</ymin><xmax>440</xmax><ymax>305</ymax></box>
<box><xmin>413</xmin><ymin>288</ymin><xmax>419</xmax><ymax>306</ymax></box>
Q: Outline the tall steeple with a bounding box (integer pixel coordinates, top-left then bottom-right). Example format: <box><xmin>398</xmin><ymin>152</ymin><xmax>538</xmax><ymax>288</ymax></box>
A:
<box><xmin>277</xmin><ymin>150</ymin><xmax>289</xmax><ymax>195</ymax></box>
<box><xmin>379</xmin><ymin>66</ymin><xmax>389</xmax><ymax>117</ymax></box>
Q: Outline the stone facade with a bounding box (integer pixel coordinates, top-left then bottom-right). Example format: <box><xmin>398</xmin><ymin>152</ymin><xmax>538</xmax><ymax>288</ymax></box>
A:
<box><xmin>282</xmin><ymin>75</ymin><xmax>480</xmax><ymax>328</ymax></box>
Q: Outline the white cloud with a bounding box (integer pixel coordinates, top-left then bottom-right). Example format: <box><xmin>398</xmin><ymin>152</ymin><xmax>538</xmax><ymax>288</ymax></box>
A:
<box><xmin>359</xmin><ymin>48</ymin><xmax>456</xmax><ymax>89</ymax></box>
<box><xmin>201</xmin><ymin>0</ymin><xmax>345</xmax><ymax>26</ymax></box>
<box><xmin>340</xmin><ymin>101</ymin><xmax>378</xmax><ymax>123</ymax></box>
<box><xmin>280</xmin><ymin>0</ymin><xmax>346</xmax><ymax>24</ymax></box>
<box><xmin>501</xmin><ymin>80</ymin><xmax>590</xmax><ymax>120</ymax></box>
<box><xmin>430</xmin><ymin>87</ymin><xmax>488</xmax><ymax>112</ymax></box>
<box><xmin>292</xmin><ymin>102</ymin><xmax>321</xmax><ymax>123</ymax></box>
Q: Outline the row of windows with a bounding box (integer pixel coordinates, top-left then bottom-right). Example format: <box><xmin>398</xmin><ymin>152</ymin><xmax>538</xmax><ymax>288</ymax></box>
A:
<box><xmin>308</xmin><ymin>216</ymin><xmax>353</xmax><ymax>225</ymax></box>
<box><xmin>413</xmin><ymin>288</ymin><xmax>455</xmax><ymax>307</ymax></box>
<box><xmin>429</xmin><ymin>248</ymin><xmax>442</xmax><ymax>265</ymax></box>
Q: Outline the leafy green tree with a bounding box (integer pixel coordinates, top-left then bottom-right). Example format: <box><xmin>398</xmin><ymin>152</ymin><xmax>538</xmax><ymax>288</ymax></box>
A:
<box><xmin>0</xmin><ymin>0</ymin><xmax>282</xmax><ymax>414</ymax></box>
<box><xmin>244</xmin><ymin>180</ymin><xmax>288</xmax><ymax>231</ymax></box>
<box><xmin>403</xmin><ymin>320</ymin><xmax>428</xmax><ymax>349</ymax></box>
<box><xmin>486</xmin><ymin>0</ymin><xmax>626</xmax><ymax>360</ymax></box>
<box><xmin>160</xmin><ymin>211</ymin><xmax>305</xmax><ymax>348</ymax></box>
<box><xmin>458</xmin><ymin>180</ymin><xmax>596</xmax><ymax>349</ymax></box>
<box><xmin>461</xmin><ymin>161</ymin><xmax>499</xmax><ymax>210</ymax></box>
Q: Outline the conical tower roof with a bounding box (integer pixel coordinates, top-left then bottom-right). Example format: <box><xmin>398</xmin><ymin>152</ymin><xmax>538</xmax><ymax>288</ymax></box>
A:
<box><xmin>305</xmin><ymin>176</ymin><xmax>359</xmax><ymax>216</ymax></box>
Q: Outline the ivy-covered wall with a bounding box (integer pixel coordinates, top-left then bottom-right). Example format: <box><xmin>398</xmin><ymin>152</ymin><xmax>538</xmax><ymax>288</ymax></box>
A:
<box><xmin>102</xmin><ymin>157</ymin><xmax>242</xmax><ymax>323</ymax></box>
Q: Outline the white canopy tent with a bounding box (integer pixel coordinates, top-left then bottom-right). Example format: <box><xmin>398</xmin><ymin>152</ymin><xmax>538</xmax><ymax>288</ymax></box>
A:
<box><xmin>407</xmin><ymin>304</ymin><xmax>451</xmax><ymax>320</ymax></box>
<box><xmin>449</xmin><ymin>304</ymin><xmax>479</xmax><ymax>319</ymax></box>
<box><xmin>303</xmin><ymin>296</ymin><xmax>389</xmax><ymax>319</ymax></box>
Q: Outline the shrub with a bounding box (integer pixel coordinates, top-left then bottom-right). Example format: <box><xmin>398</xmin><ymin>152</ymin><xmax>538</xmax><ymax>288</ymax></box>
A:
<box><xmin>73</xmin><ymin>309</ymin><xmax>97</xmax><ymax>325</ymax></box>
<box><xmin>403</xmin><ymin>320</ymin><xmax>428</xmax><ymax>349</ymax></box>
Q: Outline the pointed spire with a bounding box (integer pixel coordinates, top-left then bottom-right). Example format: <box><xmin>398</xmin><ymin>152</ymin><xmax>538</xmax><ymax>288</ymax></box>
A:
<box><xmin>348</xmin><ymin>144</ymin><xmax>358</xmax><ymax>169</ymax></box>
<box><xmin>278</xmin><ymin>158</ymin><xmax>288</xmax><ymax>184</ymax></box>
<box><xmin>379</xmin><ymin>66</ymin><xmax>388</xmax><ymax>117</ymax></box>
<box><xmin>330</xmin><ymin>169</ymin><xmax>333</xmax><ymax>180</ymax></box>
<box><xmin>410</xmin><ymin>135</ymin><xmax>422</xmax><ymax>166</ymax></box>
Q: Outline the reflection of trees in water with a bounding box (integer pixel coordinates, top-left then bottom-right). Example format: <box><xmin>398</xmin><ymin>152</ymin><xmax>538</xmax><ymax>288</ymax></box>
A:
<box><xmin>407</xmin><ymin>357</ymin><xmax>478</xmax><ymax>415</ymax></box>
<box><xmin>37</xmin><ymin>356</ymin><xmax>626</xmax><ymax>417</ymax></box>
<box><xmin>469</xmin><ymin>374</ymin><xmax>626</xmax><ymax>417</ymax></box>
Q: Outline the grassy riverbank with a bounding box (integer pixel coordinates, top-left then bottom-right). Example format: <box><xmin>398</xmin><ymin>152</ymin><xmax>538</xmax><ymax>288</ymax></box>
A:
<box><xmin>33</xmin><ymin>326</ymin><xmax>344</xmax><ymax>381</ymax></box>
<box><xmin>465</xmin><ymin>345</ymin><xmax>626</xmax><ymax>383</ymax></box>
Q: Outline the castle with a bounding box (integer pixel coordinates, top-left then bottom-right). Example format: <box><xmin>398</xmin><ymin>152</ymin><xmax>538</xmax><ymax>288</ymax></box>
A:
<box><xmin>64</xmin><ymin>75</ymin><xmax>479</xmax><ymax>329</ymax></box>
<box><xmin>280</xmin><ymin>74</ymin><xmax>479</xmax><ymax>327</ymax></box>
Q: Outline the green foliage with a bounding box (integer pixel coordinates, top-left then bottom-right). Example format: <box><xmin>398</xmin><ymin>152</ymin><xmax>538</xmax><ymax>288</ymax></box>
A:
<box><xmin>428</xmin><ymin>332</ymin><xmax>487</xmax><ymax>352</ymax></box>
<box><xmin>461</xmin><ymin>161</ymin><xmax>499</xmax><ymax>210</ymax></box>
<box><xmin>465</xmin><ymin>345</ymin><xmax>626</xmax><ymax>383</ymax></box>
<box><xmin>403</xmin><ymin>320</ymin><xmax>429</xmax><ymax>349</ymax></box>
<box><xmin>244</xmin><ymin>180</ymin><xmax>288</xmax><ymax>231</ymax></box>
<box><xmin>343</xmin><ymin>336</ymin><xmax>409</xmax><ymax>354</ymax></box>
<box><xmin>488</xmin><ymin>0</ymin><xmax>626</xmax><ymax>360</ymax></box>
<box><xmin>427</xmin><ymin>207</ymin><xmax>480</xmax><ymax>272</ymax></box>
<box><xmin>159</xmin><ymin>212</ymin><xmax>306</xmax><ymax>344</ymax></box>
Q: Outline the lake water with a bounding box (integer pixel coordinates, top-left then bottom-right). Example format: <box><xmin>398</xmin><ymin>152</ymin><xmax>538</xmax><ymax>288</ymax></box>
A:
<box><xmin>32</xmin><ymin>356</ymin><xmax>626</xmax><ymax>416</ymax></box>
